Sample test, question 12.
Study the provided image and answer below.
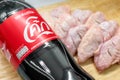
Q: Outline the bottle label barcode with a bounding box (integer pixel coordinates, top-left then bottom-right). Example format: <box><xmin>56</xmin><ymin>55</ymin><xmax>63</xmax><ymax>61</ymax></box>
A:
<box><xmin>16</xmin><ymin>46</ymin><xmax>29</xmax><ymax>60</ymax></box>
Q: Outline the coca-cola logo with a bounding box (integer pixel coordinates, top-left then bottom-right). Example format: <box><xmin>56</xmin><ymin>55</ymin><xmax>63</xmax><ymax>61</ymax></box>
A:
<box><xmin>24</xmin><ymin>16</ymin><xmax>53</xmax><ymax>43</ymax></box>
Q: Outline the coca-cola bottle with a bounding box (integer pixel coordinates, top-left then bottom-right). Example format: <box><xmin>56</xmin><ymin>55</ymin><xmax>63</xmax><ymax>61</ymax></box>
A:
<box><xmin>0</xmin><ymin>0</ymin><xmax>94</xmax><ymax>80</ymax></box>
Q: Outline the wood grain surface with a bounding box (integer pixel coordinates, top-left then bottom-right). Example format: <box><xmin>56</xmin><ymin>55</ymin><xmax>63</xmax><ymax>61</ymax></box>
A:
<box><xmin>0</xmin><ymin>0</ymin><xmax>120</xmax><ymax>80</ymax></box>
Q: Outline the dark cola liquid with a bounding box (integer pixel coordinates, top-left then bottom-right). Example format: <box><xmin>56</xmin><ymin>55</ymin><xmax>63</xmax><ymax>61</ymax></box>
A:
<box><xmin>0</xmin><ymin>0</ymin><xmax>94</xmax><ymax>80</ymax></box>
<box><xmin>18</xmin><ymin>39</ymin><xmax>94</xmax><ymax>80</ymax></box>
<box><xmin>18</xmin><ymin>40</ymin><xmax>92</xmax><ymax>80</ymax></box>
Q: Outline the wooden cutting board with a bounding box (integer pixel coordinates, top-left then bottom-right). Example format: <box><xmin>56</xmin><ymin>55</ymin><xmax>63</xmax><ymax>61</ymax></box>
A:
<box><xmin>0</xmin><ymin>0</ymin><xmax>120</xmax><ymax>80</ymax></box>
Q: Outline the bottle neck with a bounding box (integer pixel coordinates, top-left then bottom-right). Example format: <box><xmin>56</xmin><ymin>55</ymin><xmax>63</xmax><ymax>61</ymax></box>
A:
<box><xmin>0</xmin><ymin>0</ymin><xmax>33</xmax><ymax>23</ymax></box>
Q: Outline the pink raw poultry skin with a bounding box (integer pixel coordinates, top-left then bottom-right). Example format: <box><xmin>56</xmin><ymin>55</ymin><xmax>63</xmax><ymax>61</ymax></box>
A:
<box><xmin>94</xmin><ymin>27</ymin><xmax>120</xmax><ymax>71</ymax></box>
<box><xmin>77</xmin><ymin>21</ymin><xmax>118</xmax><ymax>63</ymax></box>
<box><xmin>41</xmin><ymin>6</ymin><xmax>120</xmax><ymax>72</ymax></box>
<box><xmin>48</xmin><ymin>6</ymin><xmax>94</xmax><ymax>55</ymax></box>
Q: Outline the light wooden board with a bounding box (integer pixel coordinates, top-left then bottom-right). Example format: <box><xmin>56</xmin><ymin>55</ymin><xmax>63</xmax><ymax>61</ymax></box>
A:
<box><xmin>0</xmin><ymin>0</ymin><xmax>120</xmax><ymax>80</ymax></box>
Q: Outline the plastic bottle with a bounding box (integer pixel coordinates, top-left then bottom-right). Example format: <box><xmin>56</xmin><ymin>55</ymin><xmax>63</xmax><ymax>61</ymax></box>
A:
<box><xmin>0</xmin><ymin>0</ymin><xmax>94</xmax><ymax>80</ymax></box>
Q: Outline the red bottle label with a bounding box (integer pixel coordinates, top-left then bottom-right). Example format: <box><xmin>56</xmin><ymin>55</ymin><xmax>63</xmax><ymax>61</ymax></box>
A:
<box><xmin>0</xmin><ymin>8</ymin><xmax>58</xmax><ymax>69</ymax></box>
